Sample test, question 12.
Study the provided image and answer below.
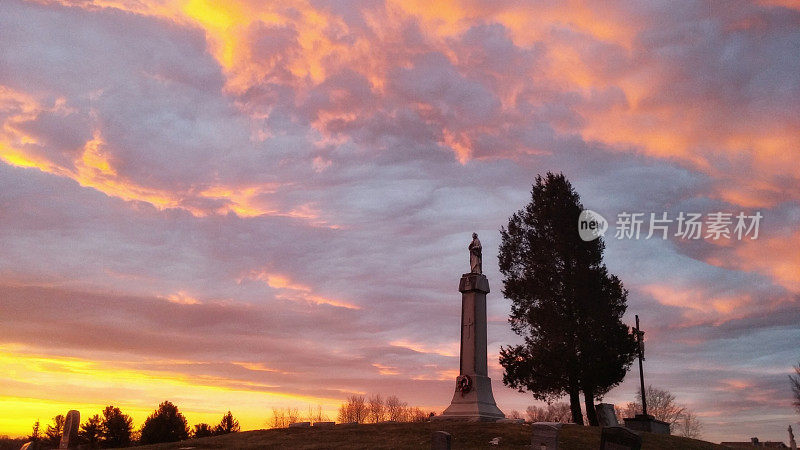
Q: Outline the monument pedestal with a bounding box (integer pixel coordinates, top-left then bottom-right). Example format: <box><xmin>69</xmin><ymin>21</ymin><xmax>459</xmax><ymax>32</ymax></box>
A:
<box><xmin>437</xmin><ymin>273</ymin><xmax>504</xmax><ymax>421</ymax></box>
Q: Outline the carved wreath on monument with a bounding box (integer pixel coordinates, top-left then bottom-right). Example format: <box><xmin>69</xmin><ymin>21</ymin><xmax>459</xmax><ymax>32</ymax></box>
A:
<box><xmin>455</xmin><ymin>374</ymin><xmax>472</xmax><ymax>396</ymax></box>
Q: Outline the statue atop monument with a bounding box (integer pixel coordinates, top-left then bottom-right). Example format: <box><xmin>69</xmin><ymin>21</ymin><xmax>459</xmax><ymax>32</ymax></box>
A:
<box><xmin>437</xmin><ymin>235</ymin><xmax>503</xmax><ymax>421</ymax></box>
<box><xmin>469</xmin><ymin>233</ymin><xmax>482</xmax><ymax>274</ymax></box>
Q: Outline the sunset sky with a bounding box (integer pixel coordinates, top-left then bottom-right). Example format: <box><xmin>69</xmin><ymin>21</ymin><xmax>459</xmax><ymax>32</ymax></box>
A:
<box><xmin>1</xmin><ymin>0</ymin><xmax>799</xmax><ymax>444</ymax></box>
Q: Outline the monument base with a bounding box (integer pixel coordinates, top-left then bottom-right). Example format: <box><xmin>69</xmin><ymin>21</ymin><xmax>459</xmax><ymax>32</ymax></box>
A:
<box><xmin>623</xmin><ymin>414</ymin><xmax>670</xmax><ymax>435</ymax></box>
<box><xmin>436</xmin><ymin>374</ymin><xmax>505</xmax><ymax>421</ymax></box>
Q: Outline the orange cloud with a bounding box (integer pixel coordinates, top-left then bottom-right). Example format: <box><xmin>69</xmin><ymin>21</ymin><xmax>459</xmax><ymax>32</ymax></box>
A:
<box><xmin>0</xmin><ymin>86</ymin><xmax>341</xmax><ymax>225</ymax></box>
<box><xmin>640</xmin><ymin>284</ymin><xmax>755</xmax><ymax>326</ymax></box>
<box><xmin>389</xmin><ymin>339</ymin><xmax>458</xmax><ymax>358</ymax></box>
<box><xmin>714</xmin><ymin>232</ymin><xmax>800</xmax><ymax>294</ymax></box>
<box><xmin>165</xmin><ymin>291</ymin><xmax>202</xmax><ymax>305</ymax></box>
<box><xmin>250</xmin><ymin>270</ymin><xmax>360</xmax><ymax>310</ymax></box>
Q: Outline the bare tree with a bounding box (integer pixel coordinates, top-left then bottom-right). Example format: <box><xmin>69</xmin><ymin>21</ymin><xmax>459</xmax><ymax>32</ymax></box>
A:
<box><xmin>337</xmin><ymin>395</ymin><xmax>368</xmax><ymax>423</ymax></box>
<box><xmin>287</xmin><ymin>407</ymin><xmax>300</xmax><ymax>425</ymax></box>
<box><xmin>622</xmin><ymin>386</ymin><xmax>687</xmax><ymax>432</ymax></box>
<box><xmin>407</xmin><ymin>407</ymin><xmax>429</xmax><ymax>422</ymax></box>
<box><xmin>508</xmin><ymin>410</ymin><xmax>523</xmax><ymax>420</ymax></box>
<box><xmin>385</xmin><ymin>395</ymin><xmax>408</xmax><ymax>422</ymax></box>
<box><xmin>306</xmin><ymin>404</ymin><xmax>327</xmax><ymax>424</ymax></box>
<box><xmin>271</xmin><ymin>407</ymin><xmax>287</xmax><ymax>428</ymax></box>
<box><xmin>616</xmin><ymin>402</ymin><xmax>639</xmax><ymax>423</ymax></box>
<box><xmin>676</xmin><ymin>411</ymin><xmax>703</xmax><ymax>439</ymax></box>
<box><xmin>525</xmin><ymin>403</ymin><xmax>573</xmax><ymax>423</ymax></box>
<box><xmin>367</xmin><ymin>394</ymin><xmax>386</xmax><ymax>423</ymax></box>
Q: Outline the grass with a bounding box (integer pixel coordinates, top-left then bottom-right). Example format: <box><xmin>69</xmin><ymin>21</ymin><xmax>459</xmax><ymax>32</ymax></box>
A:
<box><xmin>136</xmin><ymin>422</ymin><xmax>728</xmax><ymax>449</ymax></box>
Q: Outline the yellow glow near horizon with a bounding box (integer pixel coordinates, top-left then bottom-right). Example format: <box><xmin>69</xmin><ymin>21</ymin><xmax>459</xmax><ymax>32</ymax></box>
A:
<box><xmin>0</xmin><ymin>347</ymin><xmax>342</xmax><ymax>438</ymax></box>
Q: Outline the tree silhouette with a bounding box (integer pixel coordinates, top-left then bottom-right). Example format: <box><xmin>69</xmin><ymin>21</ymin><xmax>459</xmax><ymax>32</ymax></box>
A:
<box><xmin>139</xmin><ymin>401</ymin><xmax>189</xmax><ymax>445</ymax></box>
<box><xmin>214</xmin><ymin>411</ymin><xmax>240</xmax><ymax>435</ymax></box>
<box><xmin>498</xmin><ymin>173</ymin><xmax>637</xmax><ymax>425</ymax></box>
<box><xmin>28</xmin><ymin>420</ymin><xmax>41</xmax><ymax>443</ymax></box>
<box><xmin>306</xmin><ymin>404</ymin><xmax>327</xmax><ymax>424</ymax></box>
<box><xmin>367</xmin><ymin>394</ymin><xmax>386</xmax><ymax>423</ymax></box>
<box><xmin>385</xmin><ymin>396</ymin><xmax>408</xmax><ymax>422</ymax></box>
<box><xmin>79</xmin><ymin>414</ymin><xmax>103</xmax><ymax>448</ymax></box>
<box><xmin>337</xmin><ymin>395</ymin><xmax>368</xmax><ymax>423</ymax></box>
<box><xmin>619</xmin><ymin>385</ymin><xmax>687</xmax><ymax>432</ymax></box>
<box><xmin>676</xmin><ymin>411</ymin><xmax>703</xmax><ymax>439</ymax></box>
<box><xmin>45</xmin><ymin>414</ymin><xmax>65</xmax><ymax>448</ymax></box>
<box><xmin>525</xmin><ymin>403</ymin><xmax>573</xmax><ymax>423</ymax></box>
<box><xmin>192</xmin><ymin>423</ymin><xmax>214</xmax><ymax>439</ymax></box>
<box><xmin>100</xmin><ymin>405</ymin><xmax>133</xmax><ymax>448</ymax></box>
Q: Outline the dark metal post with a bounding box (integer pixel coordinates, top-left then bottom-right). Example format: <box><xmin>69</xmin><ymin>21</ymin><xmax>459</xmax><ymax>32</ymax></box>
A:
<box><xmin>636</xmin><ymin>314</ymin><xmax>648</xmax><ymax>417</ymax></box>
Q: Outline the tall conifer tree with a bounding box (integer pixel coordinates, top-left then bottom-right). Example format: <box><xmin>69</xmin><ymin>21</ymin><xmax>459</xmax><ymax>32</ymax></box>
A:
<box><xmin>498</xmin><ymin>172</ymin><xmax>637</xmax><ymax>425</ymax></box>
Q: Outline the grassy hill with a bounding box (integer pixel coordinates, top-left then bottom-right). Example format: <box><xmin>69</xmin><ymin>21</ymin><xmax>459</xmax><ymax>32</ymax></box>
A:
<box><xmin>137</xmin><ymin>422</ymin><xmax>728</xmax><ymax>449</ymax></box>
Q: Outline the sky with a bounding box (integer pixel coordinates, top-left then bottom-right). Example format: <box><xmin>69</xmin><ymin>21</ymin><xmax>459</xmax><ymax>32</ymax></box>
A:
<box><xmin>0</xmin><ymin>0</ymin><xmax>799</xmax><ymax>444</ymax></box>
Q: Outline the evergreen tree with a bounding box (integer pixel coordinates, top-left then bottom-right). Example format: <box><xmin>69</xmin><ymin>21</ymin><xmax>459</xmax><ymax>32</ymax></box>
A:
<box><xmin>28</xmin><ymin>420</ymin><xmax>41</xmax><ymax>443</ymax></box>
<box><xmin>213</xmin><ymin>411</ymin><xmax>240</xmax><ymax>435</ymax></box>
<box><xmin>79</xmin><ymin>414</ymin><xmax>103</xmax><ymax>448</ymax></box>
<box><xmin>44</xmin><ymin>414</ymin><xmax>65</xmax><ymax>448</ymax></box>
<box><xmin>139</xmin><ymin>401</ymin><xmax>189</xmax><ymax>444</ymax></box>
<box><xmin>192</xmin><ymin>423</ymin><xmax>214</xmax><ymax>438</ymax></box>
<box><xmin>498</xmin><ymin>173</ymin><xmax>637</xmax><ymax>425</ymax></box>
<box><xmin>100</xmin><ymin>405</ymin><xmax>133</xmax><ymax>448</ymax></box>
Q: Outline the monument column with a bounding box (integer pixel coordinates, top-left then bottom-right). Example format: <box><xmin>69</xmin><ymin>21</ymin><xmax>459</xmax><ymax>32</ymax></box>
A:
<box><xmin>439</xmin><ymin>234</ymin><xmax>504</xmax><ymax>421</ymax></box>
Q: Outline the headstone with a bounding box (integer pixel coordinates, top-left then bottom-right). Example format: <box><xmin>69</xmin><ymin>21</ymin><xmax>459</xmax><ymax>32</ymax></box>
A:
<box><xmin>596</xmin><ymin>403</ymin><xmax>619</xmax><ymax>427</ymax></box>
<box><xmin>438</xmin><ymin>235</ymin><xmax>504</xmax><ymax>421</ymax></box>
<box><xmin>531</xmin><ymin>422</ymin><xmax>562</xmax><ymax>450</ymax></box>
<box><xmin>312</xmin><ymin>421</ymin><xmax>335</xmax><ymax>428</ymax></box>
<box><xmin>622</xmin><ymin>414</ymin><xmax>669</xmax><ymax>435</ymax></box>
<box><xmin>431</xmin><ymin>431</ymin><xmax>451</xmax><ymax>450</ymax></box>
<box><xmin>59</xmin><ymin>410</ymin><xmax>80</xmax><ymax>449</ymax></box>
<box><xmin>600</xmin><ymin>426</ymin><xmax>642</xmax><ymax>450</ymax></box>
<box><xmin>288</xmin><ymin>422</ymin><xmax>310</xmax><ymax>428</ymax></box>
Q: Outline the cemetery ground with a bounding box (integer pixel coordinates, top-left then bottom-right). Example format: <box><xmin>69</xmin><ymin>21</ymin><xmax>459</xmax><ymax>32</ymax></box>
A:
<box><xmin>133</xmin><ymin>421</ymin><xmax>726</xmax><ymax>449</ymax></box>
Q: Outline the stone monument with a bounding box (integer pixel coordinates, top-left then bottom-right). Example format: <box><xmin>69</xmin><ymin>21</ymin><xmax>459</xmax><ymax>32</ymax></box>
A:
<box><xmin>531</xmin><ymin>422</ymin><xmax>562</xmax><ymax>450</ymax></box>
<box><xmin>59</xmin><ymin>410</ymin><xmax>80</xmax><ymax>449</ymax></box>
<box><xmin>431</xmin><ymin>431</ymin><xmax>452</xmax><ymax>450</ymax></box>
<box><xmin>595</xmin><ymin>403</ymin><xmax>619</xmax><ymax>427</ymax></box>
<box><xmin>438</xmin><ymin>233</ymin><xmax>504</xmax><ymax>421</ymax></box>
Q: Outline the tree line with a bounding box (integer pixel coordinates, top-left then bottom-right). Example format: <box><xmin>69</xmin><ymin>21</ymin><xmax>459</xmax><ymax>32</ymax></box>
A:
<box><xmin>335</xmin><ymin>394</ymin><xmax>432</xmax><ymax>424</ymax></box>
<box><xmin>26</xmin><ymin>402</ymin><xmax>239</xmax><ymax>448</ymax></box>
<box><xmin>22</xmin><ymin>393</ymin><xmax>432</xmax><ymax>448</ymax></box>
